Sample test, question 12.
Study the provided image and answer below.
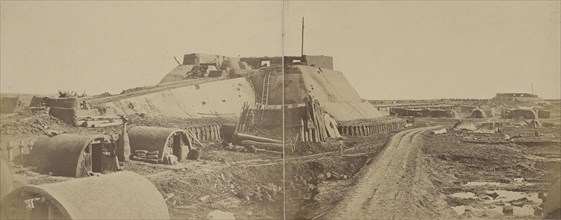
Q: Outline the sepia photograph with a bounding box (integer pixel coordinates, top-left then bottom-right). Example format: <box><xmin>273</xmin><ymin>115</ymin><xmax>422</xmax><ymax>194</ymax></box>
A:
<box><xmin>0</xmin><ymin>1</ymin><xmax>560</xmax><ymax>219</ymax></box>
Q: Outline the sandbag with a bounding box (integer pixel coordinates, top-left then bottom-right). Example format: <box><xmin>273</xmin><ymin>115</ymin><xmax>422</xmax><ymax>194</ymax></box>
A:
<box><xmin>130</xmin><ymin>156</ymin><xmax>145</xmax><ymax>161</ymax></box>
<box><xmin>146</xmin><ymin>154</ymin><xmax>159</xmax><ymax>159</ymax></box>
<box><xmin>146</xmin><ymin>151</ymin><xmax>159</xmax><ymax>156</ymax></box>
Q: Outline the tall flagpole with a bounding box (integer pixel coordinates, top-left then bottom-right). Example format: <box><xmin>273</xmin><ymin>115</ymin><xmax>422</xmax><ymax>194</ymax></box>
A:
<box><xmin>301</xmin><ymin>17</ymin><xmax>305</xmax><ymax>57</ymax></box>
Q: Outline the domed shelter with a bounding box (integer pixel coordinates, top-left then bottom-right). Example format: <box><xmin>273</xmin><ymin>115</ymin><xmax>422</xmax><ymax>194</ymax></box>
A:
<box><xmin>510</xmin><ymin>115</ymin><xmax>528</xmax><ymax>127</ymax></box>
<box><xmin>128</xmin><ymin>126</ymin><xmax>192</xmax><ymax>161</ymax></box>
<box><xmin>0</xmin><ymin>171</ymin><xmax>169</xmax><ymax>219</ymax></box>
<box><xmin>30</xmin><ymin>134</ymin><xmax>119</xmax><ymax>178</ymax></box>
<box><xmin>444</xmin><ymin>110</ymin><xmax>458</xmax><ymax>118</ymax></box>
<box><xmin>1</xmin><ymin>158</ymin><xmax>14</xmax><ymax>199</ymax></box>
<box><xmin>544</xmin><ymin>178</ymin><xmax>561</xmax><ymax>219</ymax></box>
<box><xmin>471</xmin><ymin>109</ymin><xmax>487</xmax><ymax>118</ymax></box>
<box><xmin>511</xmin><ymin>109</ymin><xmax>538</xmax><ymax>119</ymax></box>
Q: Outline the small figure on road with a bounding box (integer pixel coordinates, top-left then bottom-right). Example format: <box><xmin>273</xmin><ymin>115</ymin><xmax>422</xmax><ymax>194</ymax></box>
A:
<box><xmin>338</xmin><ymin>137</ymin><xmax>344</xmax><ymax>156</ymax></box>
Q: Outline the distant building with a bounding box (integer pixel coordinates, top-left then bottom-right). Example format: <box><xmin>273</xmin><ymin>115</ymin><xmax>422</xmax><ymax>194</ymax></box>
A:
<box><xmin>491</xmin><ymin>93</ymin><xmax>547</xmax><ymax>105</ymax></box>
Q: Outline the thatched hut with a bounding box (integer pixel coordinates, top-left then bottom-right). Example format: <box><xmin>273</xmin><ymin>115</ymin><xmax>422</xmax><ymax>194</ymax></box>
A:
<box><xmin>0</xmin><ymin>171</ymin><xmax>169</xmax><ymax>219</ymax></box>
<box><xmin>128</xmin><ymin>126</ymin><xmax>191</xmax><ymax>161</ymax></box>
<box><xmin>30</xmin><ymin>134</ymin><xmax>119</xmax><ymax>177</ymax></box>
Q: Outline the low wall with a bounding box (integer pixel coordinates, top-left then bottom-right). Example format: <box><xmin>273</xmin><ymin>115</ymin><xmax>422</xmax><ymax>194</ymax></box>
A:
<box><xmin>338</xmin><ymin>119</ymin><xmax>406</xmax><ymax>136</ymax></box>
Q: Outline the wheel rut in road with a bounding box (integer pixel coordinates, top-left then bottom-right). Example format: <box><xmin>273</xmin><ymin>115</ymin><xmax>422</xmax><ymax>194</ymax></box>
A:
<box><xmin>322</xmin><ymin>126</ymin><xmax>441</xmax><ymax>219</ymax></box>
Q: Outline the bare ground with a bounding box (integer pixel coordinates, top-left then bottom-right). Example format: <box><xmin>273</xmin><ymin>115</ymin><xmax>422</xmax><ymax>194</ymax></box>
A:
<box><xmin>322</xmin><ymin>126</ymin><xmax>451</xmax><ymax>219</ymax></box>
<box><xmin>3</xmin><ymin>107</ymin><xmax>560</xmax><ymax>219</ymax></box>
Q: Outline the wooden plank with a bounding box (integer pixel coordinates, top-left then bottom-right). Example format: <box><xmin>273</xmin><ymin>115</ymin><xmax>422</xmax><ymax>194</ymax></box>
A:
<box><xmin>240</xmin><ymin>140</ymin><xmax>283</xmax><ymax>152</ymax></box>
<box><xmin>187</xmin><ymin>130</ymin><xmax>204</xmax><ymax>147</ymax></box>
<box><xmin>235</xmin><ymin>133</ymin><xmax>282</xmax><ymax>143</ymax></box>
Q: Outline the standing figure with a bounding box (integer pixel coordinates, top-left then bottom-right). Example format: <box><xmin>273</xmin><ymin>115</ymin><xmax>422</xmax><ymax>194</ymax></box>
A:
<box><xmin>116</xmin><ymin>116</ymin><xmax>130</xmax><ymax>162</ymax></box>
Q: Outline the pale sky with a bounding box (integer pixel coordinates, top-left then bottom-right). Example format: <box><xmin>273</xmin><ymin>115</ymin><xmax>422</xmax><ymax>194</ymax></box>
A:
<box><xmin>1</xmin><ymin>1</ymin><xmax>560</xmax><ymax>99</ymax></box>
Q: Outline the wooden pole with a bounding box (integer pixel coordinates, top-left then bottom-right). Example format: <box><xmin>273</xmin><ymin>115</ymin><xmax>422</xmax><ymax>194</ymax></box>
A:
<box><xmin>7</xmin><ymin>142</ymin><xmax>13</xmax><ymax>161</ymax></box>
<box><xmin>301</xmin><ymin>17</ymin><xmax>305</xmax><ymax>57</ymax></box>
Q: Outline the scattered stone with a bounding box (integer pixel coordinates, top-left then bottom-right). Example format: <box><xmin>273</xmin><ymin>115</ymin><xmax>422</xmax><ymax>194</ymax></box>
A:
<box><xmin>331</xmin><ymin>172</ymin><xmax>340</xmax><ymax>180</ymax></box>
<box><xmin>245</xmin><ymin>145</ymin><xmax>258</xmax><ymax>153</ymax></box>
<box><xmin>511</xmin><ymin>197</ymin><xmax>530</xmax><ymax>207</ymax></box>
<box><xmin>502</xmin><ymin>205</ymin><xmax>514</xmax><ymax>215</ymax></box>
<box><xmin>538</xmin><ymin>192</ymin><xmax>546</xmax><ymax>200</ymax></box>
<box><xmin>164</xmin><ymin>193</ymin><xmax>175</xmax><ymax>201</ymax></box>
<box><xmin>207</xmin><ymin>210</ymin><xmax>235</xmax><ymax>220</ymax></box>
<box><xmin>262</xmin><ymin>190</ymin><xmax>274</xmax><ymax>202</ymax></box>
<box><xmin>486</xmin><ymin>192</ymin><xmax>500</xmax><ymax>199</ymax></box>
<box><xmin>199</xmin><ymin>195</ymin><xmax>210</xmax><ymax>202</ymax></box>
<box><xmin>534</xmin><ymin>206</ymin><xmax>543</xmax><ymax>217</ymax></box>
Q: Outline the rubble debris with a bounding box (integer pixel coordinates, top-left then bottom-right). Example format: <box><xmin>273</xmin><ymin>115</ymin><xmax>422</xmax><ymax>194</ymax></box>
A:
<box><xmin>207</xmin><ymin>210</ymin><xmax>235</xmax><ymax>220</ymax></box>
<box><xmin>502</xmin><ymin>205</ymin><xmax>514</xmax><ymax>215</ymax></box>
<box><xmin>452</xmin><ymin>120</ymin><xmax>477</xmax><ymax>131</ymax></box>
<box><xmin>431</xmin><ymin>128</ymin><xmax>447</xmax><ymax>135</ymax></box>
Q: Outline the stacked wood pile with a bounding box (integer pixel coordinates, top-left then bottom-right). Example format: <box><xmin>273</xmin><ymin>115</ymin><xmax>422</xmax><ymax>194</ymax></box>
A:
<box><xmin>233</xmin><ymin>103</ymin><xmax>284</xmax><ymax>154</ymax></box>
<box><xmin>237</xmin><ymin>133</ymin><xmax>283</xmax><ymax>152</ymax></box>
<box><xmin>299</xmin><ymin>97</ymin><xmax>330</xmax><ymax>143</ymax></box>
<box><xmin>236</xmin><ymin>102</ymin><xmax>254</xmax><ymax>134</ymax></box>
<box><xmin>234</xmin><ymin>96</ymin><xmax>340</xmax><ymax>145</ymax></box>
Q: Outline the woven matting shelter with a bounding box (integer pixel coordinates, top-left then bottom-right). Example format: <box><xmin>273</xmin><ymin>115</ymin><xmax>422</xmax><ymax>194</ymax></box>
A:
<box><xmin>30</xmin><ymin>134</ymin><xmax>117</xmax><ymax>177</ymax></box>
<box><xmin>128</xmin><ymin>126</ymin><xmax>190</xmax><ymax>159</ymax></box>
<box><xmin>0</xmin><ymin>171</ymin><xmax>169</xmax><ymax>219</ymax></box>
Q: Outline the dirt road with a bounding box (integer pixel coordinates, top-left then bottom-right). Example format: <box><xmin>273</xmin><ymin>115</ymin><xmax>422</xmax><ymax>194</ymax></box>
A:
<box><xmin>322</xmin><ymin>126</ymin><xmax>441</xmax><ymax>219</ymax></box>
